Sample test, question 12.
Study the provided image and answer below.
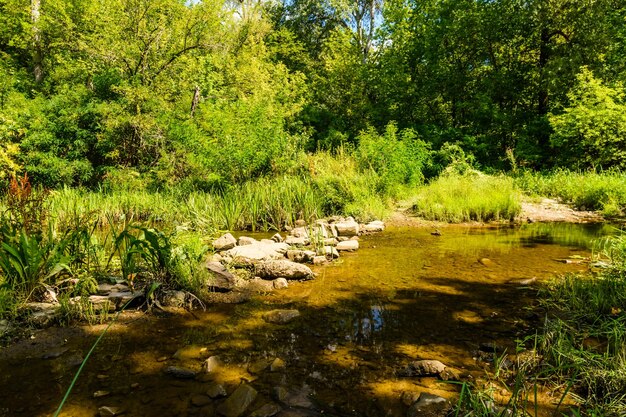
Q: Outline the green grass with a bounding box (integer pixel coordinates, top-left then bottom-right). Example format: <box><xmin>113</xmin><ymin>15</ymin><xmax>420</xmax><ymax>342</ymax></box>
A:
<box><xmin>515</xmin><ymin>169</ymin><xmax>626</xmax><ymax>217</ymax></box>
<box><xmin>410</xmin><ymin>173</ymin><xmax>522</xmax><ymax>222</ymax></box>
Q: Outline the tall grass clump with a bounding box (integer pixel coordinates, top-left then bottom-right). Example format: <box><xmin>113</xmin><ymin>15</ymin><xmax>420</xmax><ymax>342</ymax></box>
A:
<box><xmin>411</xmin><ymin>172</ymin><xmax>521</xmax><ymax>222</ymax></box>
<box><xmin>535</xmin><ymin>233</ymin><xmax>626</xmax><ymax>414</ymax></box>
<box><xmin>515</xmin><ymin>169</ymin><xmax>626</xmax><ymax>216</ymax></box>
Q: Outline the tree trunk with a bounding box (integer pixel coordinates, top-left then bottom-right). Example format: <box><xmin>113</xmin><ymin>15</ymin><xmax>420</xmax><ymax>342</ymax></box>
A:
<box><xmin>31</xmin><ymin>0</ymin><xmax>43</xmax><ymax>83</ymax></box>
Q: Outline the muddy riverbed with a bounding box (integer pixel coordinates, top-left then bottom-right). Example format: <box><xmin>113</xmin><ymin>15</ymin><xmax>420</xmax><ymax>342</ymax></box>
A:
<box><xmin>0</xmin><ymin>222</ymin><xmax>614</xmax><ymax>417</ymax></box>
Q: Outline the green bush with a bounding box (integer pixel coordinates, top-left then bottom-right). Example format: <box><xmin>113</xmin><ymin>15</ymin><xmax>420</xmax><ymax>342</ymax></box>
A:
<box><xmin>550</xmin><ymin>68</ymin><xmax>626</xmax><ymax>170</ymax></box>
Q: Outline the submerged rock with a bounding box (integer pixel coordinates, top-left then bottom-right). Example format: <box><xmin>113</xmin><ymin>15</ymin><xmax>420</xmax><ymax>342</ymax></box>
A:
<box><xmin>206</xmin><ymin>383</ymin><xmax>228</xmax><ymax>398</ymax></box>
<box><xmin>164</xmin><ymin>366</ymin><xmax>197</xmax><ymax>379</ymax></box>
<box><xmin>98</xmin><ymin>406</ymin><xmax>125</xmax><ymax>417</ymax></box>
<box><xmin>249</xmin><ymin>403</ymin><xmax>282</xmax><ymax>417</ymax></box>
<box><xmin>263</xmin><ymin>309</ymin><xmax>301</xmax><ymax>324</ymax></box>
<box><xmin>273</xmin><ymin>278</ymin><xmax>289</xmax><ymax>290</ymax></box>
<box><xmin>256</xmin><ymin>260</ymin><xmax>314</xmax><ymax>280</ymax></box>
<box><xmin>213</xmin><ymin>233</ymin><xmax>237</xmax><ymax>251</ymax></box>
<box><xmin>216</xmin><ymin>383</ymin><xmax>258</xmax><ymax>417</ymax></box>
<box><xmin>406</xmin><ymin>393</ymin><xmax>450</xmax><ymax>417</ymax></box>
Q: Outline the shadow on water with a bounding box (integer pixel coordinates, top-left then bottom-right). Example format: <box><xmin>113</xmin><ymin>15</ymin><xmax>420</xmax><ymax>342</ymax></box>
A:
<box><xmin>0</xmin><ymin>223</ymin><xmax>615</xmax><ymax>417</ymax></box>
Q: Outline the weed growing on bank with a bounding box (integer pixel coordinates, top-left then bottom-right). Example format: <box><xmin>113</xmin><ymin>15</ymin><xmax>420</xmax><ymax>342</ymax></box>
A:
<box><xmin>515</xmin><ymin>169</ymin><xmax>626</xmax><ymax>216</ymax></box>
<box><xmin>411</xmin><ymin>172</ymin><xmax>522</xmax><ymax>222</ymax></box>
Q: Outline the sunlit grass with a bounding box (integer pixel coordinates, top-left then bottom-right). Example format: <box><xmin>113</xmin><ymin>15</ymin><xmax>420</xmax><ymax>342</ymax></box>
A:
<box><xmin>410</xmin><ymin>173</ymin><xmax>522</xmax><ymax>222</ymax></box>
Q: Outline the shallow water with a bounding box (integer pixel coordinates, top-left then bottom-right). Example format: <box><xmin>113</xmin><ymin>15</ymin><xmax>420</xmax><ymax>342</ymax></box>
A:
<box><xmin>0</xmin><ymin>223</ymin><xmax>614</xmax><ymax>417</ymax></box>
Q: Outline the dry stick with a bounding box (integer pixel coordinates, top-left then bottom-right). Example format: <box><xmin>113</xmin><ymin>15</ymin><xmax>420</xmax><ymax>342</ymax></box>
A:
<box><xmin>52</xmin><ymin>299</ymin><xmax>133</xmax><ymax>417</ymax></box>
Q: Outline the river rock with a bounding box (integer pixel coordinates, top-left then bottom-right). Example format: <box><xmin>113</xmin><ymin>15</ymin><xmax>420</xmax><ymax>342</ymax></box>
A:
<box><xmin>225</xmin><ymin>244</ymin><xmax>283</xmax><ymax>263</ymax></box>
<box><xmin>216</xmin><ymin>383</ymin><xmax>258</xmax><ymax>417</ymax></box>
<box><xmin>399</xmin><ymin>360</ymin><xmax>447</xmax><ymax>377</ymax></box>
<box><xmin>334</xmin><ymin>218</ymin><xmax>359</xmax><ymax>236</ymax></box>
<box><xmin>406</xmin><ymin>393</ymin><xmax>450</xmax><ymax>417</ymax></box>
<box><xmin>273</xmin><ymin>278</ymin><xmax>289</xmax><ymax>290</ymax></box>
<box><xmin>290</xmin><ymin>227</ymin><xmax>309</xmax><ymax>238</ymax></box>
<box><xmin>507</xmin><ymin>277</ymin><xmax>537</xmax><ymax>286</ymax></box>
<box><xmin>263</xmin><ymin>309</ymin><xmax>301</xmax><ymax>324</ymax></box>
<box><xmin>336</xmin><ymin>240</ymin><xmax>359</xmax><ymax>251</ymax></box>
<box><xmin>271</xmin><ymin>233</ymin><xmax>284</xmax><ymax>243</ymax></box>
<box><xmin>161</xmin><ymin>290</ymin><xmax>186</xmax><ymax>307</ymax></box>
<box><xmin>207</xmin><ymin>383</ymin><xmax>228</xmax><ymax>398</ymax></box>
<box><xmin>204</xmin><ymin>356</ymin><xmax>222</xmax><ymax>373</ymax></box>
<box><xmin>270</xmin><ymin>358</ymin><xmax>286</xmax><ymax>372</ymax></box>
<box><xmin>87</xmin><ymin>295</ymin><xmax>117</xmax><ymax>312</ymax></box>
<box><xmin>206</xmin><ymin>261</ymin><xmax>236</xmax><ymax>291</ymax></box>
<box><xmin>287</xmin><ymin>250</ymin><xmax>316</xmax><ymax>263</ymax></box>
<box><xmin>241</xmin><ymin>277</ymin><xmax>275</xmax><ymax>292</ymax></box>
<box><xmin>401</xmin><ymin>391</ymin><xmax>421</xmax><ymax>406</ymax></box>
<box><xmin>312</xmin><ymin>256</ymin><xmax>327</xmax><ymax>265</ymax></box>
<box><xmin>213</xmin><ymin>233</ymin><xmax>237</xmax><ymax>251</ymax></box>
<box><xmin>238</xmin><ymin>236</ymin><xmax>258</xmax><ymax>246</ymax></box>
<box><xmin>364</xmin><ymin>220</ymin><xmax>385</xmax><ymax>232</ymax></box>
<box><xmin>0</xmin><ymin>319</ymin><xmax>10</xmax><ymax>335</ymax></box>
<box><xmin>191</xmin><ymin>394</ymin><xmax>212</xmax><ymax>407</ymax></box>
<box><xmin>25</xmin><ymin>302</ymin><xmax>60</xmax><ymax>326</ymax></box>
<box><xmin>256</xmin><ymin>260</ymin><xmax>314</xmax><ymax>280</ymax></box>
<box><xmin>173</xmin><ymin>345</ymin><xmax>207</xmax><ymax>360</ymax></box>
<box><xmin>321</xmin><ymin>246</ymin><xmax>339</xmax><ymax>259</ymax></box>
<box><xmin>285</xmin><ymin>236</ymin><xmax>309</xmax><ymax>247</ymax></box>
<box><xmin>165</xmin><ymin>366</ymin><xmax>197</xmax><ymax>379</ymax></box>
<box><xmin>250</xmin><ymin>403</ymin><xmax>282</xmax><ymax>417</ymax></box>
<box><xmin>323</xmin><ymin>238</ymin><xmax>338</xmax><ymax>246</ymax></box>
<box><xmin>97</xmin><ymin>283</ymin><xmax>130</xmax><ymax>295</ymax></box>
<box><xmin>98</xmin><ymin>406</ymin><xmax>125</xmax><ymax>417</ymax></box>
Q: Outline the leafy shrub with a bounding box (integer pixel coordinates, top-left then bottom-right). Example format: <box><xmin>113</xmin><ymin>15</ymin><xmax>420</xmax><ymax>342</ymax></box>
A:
<box><xmin>550</xmin><ymin>68</ymin><xmax>626</xmax><ymax>170</ymax></box>
<box><xmin>355</xmin><ymin>123</ymin><xmax>431</xmax><ymax>192</ymax></box>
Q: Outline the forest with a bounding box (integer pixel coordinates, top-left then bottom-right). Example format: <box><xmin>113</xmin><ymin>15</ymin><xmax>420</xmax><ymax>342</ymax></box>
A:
<box><xmin>1</xmin><ymin>0</ymin><xmax>625</xmax><ymax>191</ymax></box>
<box><xmin>2</xmin><ymin>1</ymin><xmax>626</xmax><ymax>416</ymax></box>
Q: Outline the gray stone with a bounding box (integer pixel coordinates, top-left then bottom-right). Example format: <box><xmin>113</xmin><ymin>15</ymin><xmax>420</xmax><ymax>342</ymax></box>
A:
<box><xmin>336</xmin><ymin>240</ymin><xmax>359</xmax><ymax>251</ymax></box>
<box><xmin>399</xmin><ymin>360</ymin><xmax>447</xmax><ymax>377</ymax></box>
<box><xmin>295</xmin><ymin>219</ymin><xmax>307</xmax><ymax>227</ymax></box>
<box><xmin>25</xmin><ymin>302</ymin><xmax>60</xmax><ymax>326</ymax></box>
<box><xmin>216</xmin><ymin>383</ymin><xmax>258</xmax><ymax>417</ymax></box>
<box><xmin>273</xmin><ymin>278</ymin><xmax>289</xmax><ymax>290</ymax></box>
<box><xmin>256</xmin><ymin>260</ymin><xmax>314</xmax><ymax>280</ymax></box>
<box><xmin>213</xmin><ymin>233</ymin><xmax>237</xmax><ymax>251</ymax></box>
<box><xmin>204</xmin><ymin>356</ymin><xmax>222</xmax><ymax>373</ymax></box>
<box><xmin>263</xmin><ymin>309</ymin><xmax>301</xmax><ymax>324</ymax></box>
<box><xmin>312</xmin><ymin>256</ymin><xmax>327</xmax><ymax>265</ymax></box>
<box><xmin>334</xmin><ymin>219</ymin><xmax>359</xmax><ymax>236</ymax></box>
<box><xmin>98</xmin><ymin>406</ymin><xmax>125</xmax><ymax>416</ymax></box>
<box><xmin>93</xmin><ymin>390</ymin><xmax>111</xmax><ymax>398</ymax></box>
<box><xmin>323</xmin><ymin>238</ymin><xmax>338</xmax><ymax>246</ymax></box>
<box><xmin>206</xmin><ymin>383</ymin><xmax>227</xmax><ymax>398</ymax></box>
<box><xmin>97</xmin><ymin>283</ymin><xmax>130</xmax><ymax>295</ymax></box>
<box><xmin>364</xmin><ymin>220</ymin><xmax>385</xmax><ymax>232</ymax></box>
<box><xmin>165</xmin><ymin>366</ymin><xmax>197</xmax><ymax>379</ymax></box>
<box><xmin>107</xmin><ymin>290</ymin><xmax>144</xmax><ymax>309</ymax></box>
<box><xmin>238</xmin><ymin>236</ymin><xmax>258</xmax><ymax>246</ymax></box>
<box><xmin>290</xmin><ymin>227</ymin><xmax>309</xmax><ymax>238</ymax></box>
<box><xmin>287</xmin><ymin>250</ymin><xmax>316</xmax><ymax>263</ymax></box>
<box><xmin>271</xmin><ymin>233</ymin><xmax>284</xmax><ymax>243</ymax></box>
<box><xmin>226</xmin><ymin>244</ymin><xmax>285</xmax><ymax>263</ymax></box>
<box><xmin>401</xmin><ymin>391</ymin><xmax>421</xmax><ymax>406</ymax></box>
<box><xmin>206</xmin><ymin>261</ymin><xmax>236</xmax><ymax>291</ymax></box>
<box><xmin>250</xmin><ymin>403</ymin><xmax>282</xmax><ymax>417</ymax></box>
<box><xmin>161</xmin><ymin>290</ymin><xmax>186</xmax><ymax>308</ymax></box>
<box><xmin>240</xmin><ymin>277</ymin><xmax>275</xmax><ymax>293</ymax></box>
<box><xmin>321</xmin><ymin>246</ymin><xmax>339</xmax><ymax>259</ymax></box>
<box><xmin>285</xmin><ymin>236</ymin><xmax>309</xmax><ymax>247</ymax></box>
<box><xmin>407</xmin><ymin>393</ymin><xmax>450</xmax><ymax>417</ymax></box>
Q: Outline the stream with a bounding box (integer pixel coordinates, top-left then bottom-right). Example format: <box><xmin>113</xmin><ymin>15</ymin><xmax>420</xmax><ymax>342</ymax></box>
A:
<box><xmin>0</xmin><ymin>222</ymin><xmax>614</xmax><ymax>417</ymax></box>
